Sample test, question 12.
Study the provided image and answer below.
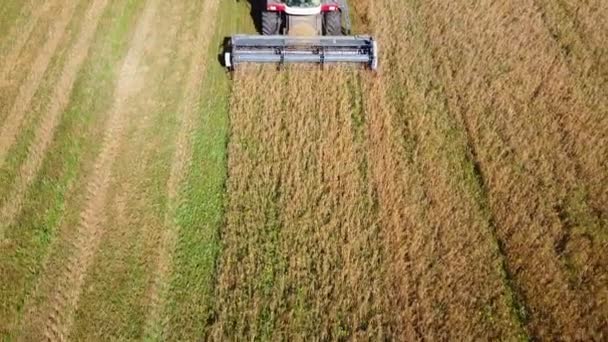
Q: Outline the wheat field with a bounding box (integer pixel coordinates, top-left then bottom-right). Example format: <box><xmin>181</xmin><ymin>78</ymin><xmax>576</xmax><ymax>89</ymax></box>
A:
<box><xmin>0</xmin><ymin>0</ymin><xmax>605</xmax><ymax>340</ymax></box>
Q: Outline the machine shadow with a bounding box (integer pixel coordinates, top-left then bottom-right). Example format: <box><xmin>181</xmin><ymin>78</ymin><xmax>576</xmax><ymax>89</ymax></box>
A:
<box><xmin>218</xmin><ymin>37</ymin><xmax>231</xmax><ymax>68</ymax></box>
<box><xmin>240</xmin><ymin>0</ymin><xmax>264</xmax><ymax>34</ymax></box>
<box><xmin>219</xmin><ymin>0</ymin><xmax>263</xmax><ymax>69</ymax></box>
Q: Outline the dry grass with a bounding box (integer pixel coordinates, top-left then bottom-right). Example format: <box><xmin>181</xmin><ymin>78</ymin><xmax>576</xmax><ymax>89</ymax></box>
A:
<box><xmin>0</xmin><ymin>0</ymin><xmax>109</xmax><ymax>236</ymax></box>
<box><xmin>215</xmin><ymin>0</ymin><xmax>606</xmax><ymax>340</ymax></box>
<box><xmin>532</xmin><ymin>0</ymin><xmax>608</xmax><ymax>215</ymax></box>
<box><xmin>1</xmin><ymin>0</ymin><xmax>231</xmax><ymax>339</ymax></box>
<box><xmin>0</xmin><ymin>0</ymin><xmax>54</xmax><ymax>85</ymax></box>
<box><xmin>361</xmin><ymin>0</ymin><xmax>525</xmax><ymax>339</ymax></box>
<box><xmin>214</xmin><ymin>66</ymin><xmax>392</xmax><ymax>339</ymax></box>
<box><xmin>410</xmin><ymin>0</ymin><xmax>607</xmax><ymax>339</ymax></box>
<box><xmin>0</xmin><ymin>0</ymin><xmax>79</xmax><ymax>165</ymax></box>
<box><xmin>20</xmin><ymin>0</ymin><xmax>157</xmax><ymax>339</ymax></box>
<box><xmin>0</xmin><ymin>0</ymin><xmax>146</xmax><ymax>338</ymax></box>
<box><xmin>0</xmin><ymin>0</ymin><xmax>63</xmax><ymax>123</ymax></box>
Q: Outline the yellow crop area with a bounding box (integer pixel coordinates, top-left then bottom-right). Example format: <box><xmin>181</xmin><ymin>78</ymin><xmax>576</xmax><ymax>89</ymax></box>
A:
<box><xmin>0</xmin><ymin>0</ymin><xmax>605</xmax><ymax>340</ymax></box>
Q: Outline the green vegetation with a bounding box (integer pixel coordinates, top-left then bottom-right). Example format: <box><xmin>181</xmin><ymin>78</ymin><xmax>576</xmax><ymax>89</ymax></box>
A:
<box><xmin>69</xmin><ymin>0</ymin><xmax>190</xmax><ymax>338</ymax></box>
<box><xmin>0</xmin><ymin>1</ymin><xmax>26</xmax><ymax>43</ymax></box>
<box><xmin>0</xmin><ymin>0</ymin><xmax>144</xmax><ymax>337</ymax></box>
<box><xmin>163</xmin><ymin>0</ymin><xmax>254</xmax><ymax>340</ymax></box>
<box><xmin>0</xmin><ymin>0</ymin><xmax>90</xmax><ymax>205</ymax></box>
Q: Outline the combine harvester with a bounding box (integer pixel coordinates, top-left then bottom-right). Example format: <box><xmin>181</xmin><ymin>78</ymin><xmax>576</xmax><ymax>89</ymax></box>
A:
<box><xmin>224</xmin><ymin>0</ymin><xmax>378</xmax><ymax>70</ymax></box>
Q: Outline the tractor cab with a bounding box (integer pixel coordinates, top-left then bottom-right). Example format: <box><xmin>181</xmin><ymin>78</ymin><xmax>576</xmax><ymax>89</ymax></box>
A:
<box><xmin>264</xmin><ymin>0</ymin><xmax>346</xmax><ymax>36</ymax></box>
<box><xmin>285</xmin><ymin>0</ymin><xmax>321</xmax><ymax>8</ymax></box>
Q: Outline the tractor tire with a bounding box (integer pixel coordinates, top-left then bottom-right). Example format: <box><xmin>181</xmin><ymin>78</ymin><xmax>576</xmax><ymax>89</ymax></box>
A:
<box><xmin>262</xmin><ymin>11</ymin><xmax>280</xmax><ymax>35</ymax></box>
<box><xmin>324</xmin><ymin>11</ymin><xmax>342</xmax><ymax>36</ymax></box>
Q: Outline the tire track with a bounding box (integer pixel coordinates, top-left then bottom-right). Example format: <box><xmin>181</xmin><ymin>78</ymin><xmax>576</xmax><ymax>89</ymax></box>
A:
<box><xmin>0</xmin><ymin>0</ymin><xmax>109</xmax><ymax>240</ymax></box>
<box><xmin>363</xmin><ymin>73</ymin><xmax>420</xmax><ymax>339</ymax></box>
<box><xmin>16</xmin><ymin>1</ymin><xmax>159</xmax><ymax>340</ymax></box>
<box><xmin>142</xmin><ymin>0</ymin><xmax>220</xmax><ymax>338</ymax></box>
<box><xmin>0</xmin><ymin>0</ymin><xmax>79</xmax><ymax>167</ymax></box>
<box><xmin>63</xmin><ymin>0</ymin><xmax>182</xmax><ymax>336</ymax></box>
<box><xmin>0</xmin><ymin>0</ymin><xmax>54</xmax><ymax>85</ymax></box>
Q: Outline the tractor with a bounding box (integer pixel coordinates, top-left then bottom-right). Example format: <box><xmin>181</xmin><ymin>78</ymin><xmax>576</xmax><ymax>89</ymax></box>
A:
<box><xmin>224</xmin><ymin>0</ymin><xmax>377</xmax><ymax>70</ymax></box>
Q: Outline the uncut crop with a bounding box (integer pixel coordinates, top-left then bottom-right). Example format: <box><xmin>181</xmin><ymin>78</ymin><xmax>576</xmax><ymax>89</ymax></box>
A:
<box><xmin>213</xmin><ymin>66</ymin><xmax>392</xmax><ymax>339</ymax></box>
<box><xmin>213</xmin><ymin>0</ymin><xmax>607</xmax><ymax>340</ymax></box>
<box><xmin>379</xmin><ymin>0</ymin><xmax>607</xmax><ymax>339</ymax></box>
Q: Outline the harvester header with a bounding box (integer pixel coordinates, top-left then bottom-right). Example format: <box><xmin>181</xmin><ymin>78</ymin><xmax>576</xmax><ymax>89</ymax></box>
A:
<box><xmin>224</xmin><ymin>0</ymin><xmax>378</xmax><ymax>71</ymax></box>
<box><xmin>225</xmin><ymin>35</ymin><xmax>378</xmax><ymax>70</ymax></box>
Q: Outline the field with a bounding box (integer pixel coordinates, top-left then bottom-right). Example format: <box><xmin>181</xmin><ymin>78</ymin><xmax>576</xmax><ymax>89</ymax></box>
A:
<box><xmin>0</xmin><ymin>0</ymin><xmax>606</xmax><ymax>340</ymax></box>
